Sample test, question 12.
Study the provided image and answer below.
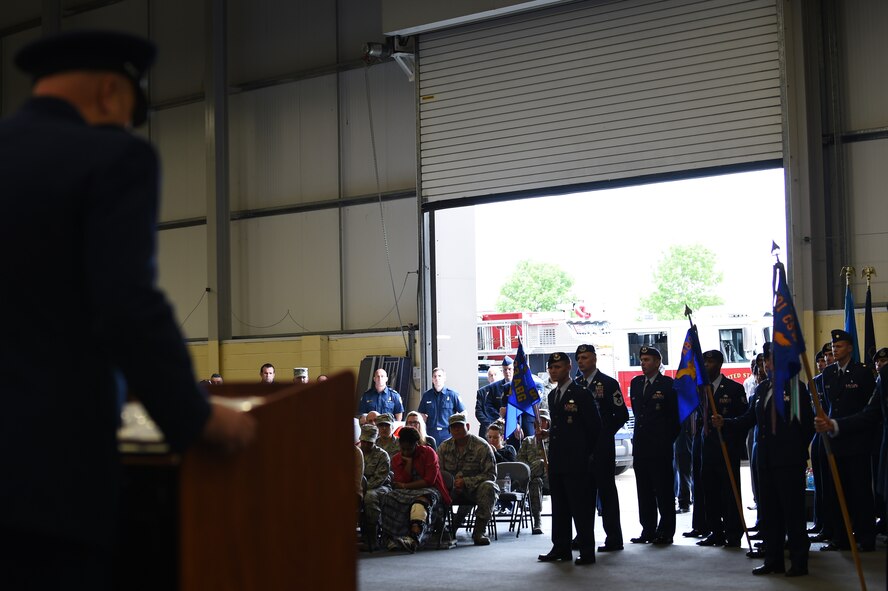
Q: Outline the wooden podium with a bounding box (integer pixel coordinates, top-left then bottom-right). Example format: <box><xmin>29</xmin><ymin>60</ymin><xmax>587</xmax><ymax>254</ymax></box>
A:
<box><xmin>117</xmin><ymin>372</ymin><xmax>357</xmax><ymax>591</ymax></box>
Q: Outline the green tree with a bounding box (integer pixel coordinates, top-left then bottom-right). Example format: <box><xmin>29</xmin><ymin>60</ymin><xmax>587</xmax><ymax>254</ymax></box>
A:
<box><xmin>496</xmin><ymin>259</ymin><xmax>575</xmax><ymax>312</ymax></box>
<box><xmin>639</xmin><ymin>244</ymin><xmax>723</xmax><ymax>320</ymax></box>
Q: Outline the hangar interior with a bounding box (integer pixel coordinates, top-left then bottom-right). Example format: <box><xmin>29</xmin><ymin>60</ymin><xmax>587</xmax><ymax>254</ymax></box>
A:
<box><xmin>1</xmin><ymin>0</ymin><xmax>886</xmax><ymax>412</ymax></box>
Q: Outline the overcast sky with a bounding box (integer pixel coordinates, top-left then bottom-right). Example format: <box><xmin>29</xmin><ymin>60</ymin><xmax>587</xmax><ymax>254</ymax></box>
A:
<box><xmin>475</xmin><ymin>168</ymin><xmax>787</xmax><ymax>322</ymax></box>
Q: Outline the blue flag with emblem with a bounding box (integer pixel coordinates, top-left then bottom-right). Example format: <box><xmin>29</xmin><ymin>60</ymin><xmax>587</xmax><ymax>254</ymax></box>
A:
<box><xmin>674</xmin><ymin>326</ymin><xmax>707</xmax><ymax>423</ymax></box>
<box><xmin>772</xmin><ymin>261</ymin><xmax>805</xmax><ymax>420</ymax></box>
<box><xmin>505</xmin><ymin>339</ymin><xmax>541</xmax><ymax>438</ymax></box>
<box><xmin>844</xmin><ymin>281</ymin><xmax>861</xmax><ymax>364</ymax></box>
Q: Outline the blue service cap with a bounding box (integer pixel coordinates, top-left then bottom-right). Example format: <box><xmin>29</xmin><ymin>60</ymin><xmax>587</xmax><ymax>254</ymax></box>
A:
<box><xmin>501</xmin><ymin>356</ymin><xmax>513</xmax><ymax>366</ymax></box>
<box><xmin>15</xmin><ymin>30</ymin><xmax>156</xmax><ymax>127</ymax></box>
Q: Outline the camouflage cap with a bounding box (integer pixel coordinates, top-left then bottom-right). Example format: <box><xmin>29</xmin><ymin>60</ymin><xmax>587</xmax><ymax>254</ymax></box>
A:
<box><xmin>537</xmin><ymin>408</ymin><xmax>551</xmax><ymax>422</ymax></box>
<box><xmin>293</xmin><ymin>367</ymin><xmax>308</xmax><ymax>378</ymax></box>
<box><xmin>448</xmin><ymin>412</ymin><xmax>468</xmax><ymax>426</ymax></box>
<box><xmin>376</xmin><ymin>413</ymin><xmax>394</xmax><ymax>425</ymax></box>
<box><xmin>359</xmin><ymin>424</ymin><xmax>378</xmax><ymax>443</ymax></box>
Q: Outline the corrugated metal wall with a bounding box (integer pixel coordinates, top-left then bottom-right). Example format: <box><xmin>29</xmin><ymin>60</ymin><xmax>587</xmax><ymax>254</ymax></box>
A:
<box><xmin>418</xmin><ymin>0</ymin><xmax>783</xmax><ymax>203</ymax></box>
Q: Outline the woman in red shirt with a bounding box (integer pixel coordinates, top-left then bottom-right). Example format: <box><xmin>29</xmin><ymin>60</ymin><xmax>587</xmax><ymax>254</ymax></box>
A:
<box><xmin>380</xmin><ymin>427</ymin><xmax>451</xmax><ymax>552</ymax></box>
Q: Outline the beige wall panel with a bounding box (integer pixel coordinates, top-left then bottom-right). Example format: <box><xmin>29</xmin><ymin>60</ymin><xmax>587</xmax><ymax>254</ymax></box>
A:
<box><xmin>229</xmin><ymin>76</ymin><xmax>339</xmax><ymax>211</ymax></box>
<box><xmin>153</xmin><ymin>101</ymin><xmax>207</xmax><ymax>222</ymax></box>
<box><xmin>338</xmin><ymin>61</ymin><xmax>416</xmax><ymax>198</ymax></box>
<box><xmin>230</xmin><ymin>209</ymin><xmax>341</xmax><ymax>337</ymax></box>
<box><xmin>157</xmin><ymin>225</ymin><xmax>209</xmax><ymax>340</ymax></box>
<box><xmin>227</xmin><ymin>0</ymin><xmax>336</xmax><ymax>85</ymax></box>
<box><xmin>847</xmin><ymin>139</ymin><xmax>888</xmax><ymax>302</ymax></box>
<box><xmin>840</xmin><ymin>0</ymin><xmax>888</xmax><ymax>131</ymax></box>
<box><xmin>341</xmin><ymin>199</ymin><xmax>419</xmax><ymax>330</ymax></box>
<box><xmin>150</xmin><ymin>0</ymin><xmax>205</xmax><ymax>102</ymax></box>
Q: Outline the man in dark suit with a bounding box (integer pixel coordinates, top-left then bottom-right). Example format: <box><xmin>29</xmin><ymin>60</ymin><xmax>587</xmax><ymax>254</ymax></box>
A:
<box><xmin>629</xmin><ymin>346</ymin><xmax>680</xmax><ymax>545</ymax></box>
<box><xmin>574</xmin><ymin>343</ymin><xmax>628</xmax><ymax>551</ymax></box>
<box><xmin>818</xmin><ymin>329</ymin><xmax>877</xmax><ymax>552</ymax></box>
<box><xmin>538</xmin><ymin>352</ymin><xmax>602</xmax><ymax>566</ymax></box>
<box><xmin>714</xmin><ymin>342</ymin><xmax>814</xmax><ymax>577</ymax></box>
<box><xmin>697</xmin><ymin>350</ymin><xmax>748</xmax><ymax>548</ymax></box>
<box><xmin>0</xmin><ymin>31</ymin><xmax>255</xmax><ymax>590</ymax></box>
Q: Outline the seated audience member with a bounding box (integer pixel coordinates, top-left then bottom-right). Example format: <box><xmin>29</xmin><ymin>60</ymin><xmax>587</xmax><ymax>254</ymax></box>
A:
<box><xmin>293</xmin><ymin>367</ymin><xmax>309</xmax><ymax>383</ymax></box>
<box><xmin>317</xmin><ymin>374</ymin><xmax>329</xmax><ymax>382</ymax></box>
<box><xmin>209</xmin><ymin>373</ymin><xmax>223</xmax><ymax>385</ymax></box>
<box><xmin>376</xmin><ymin>413</ymin><xmax>400</xmax><ymax>457</ymax></box>
<box><xmin>358</xmin><ymin>424</ymin><xmax>391</xmax><ymax>551</ymax></box>
<box><xmin>517</xmin><ymin>408</ymin><xmax>551</xmax><ymax>535</ymax></box>
<box><xmin>365</xmin><ymin>410</ymin><xmax>379</xmax><ymax>425</ymax></box>
<box><xmin>405</xmin><ymin>411</ymin><xmax>437</xmax><ymax>450</ymax></box>
<box><xmin>379</xmin><ymin>427</ymin><xmax>452</xmax><ymax>552</ymax></box>
<box><xmin>437</xmin><ymin>413</ymin><xmax>498</xmax><ymax>546</ymax></box>
<box><xmin>486</xmin><ymin>420</ymin><xmax>517</xmax><ymax>463</ymax></box>
<box><xmin>354</xmin><ymin>419</ymin><xmax>364</xmax><ymax>501</ymax></box>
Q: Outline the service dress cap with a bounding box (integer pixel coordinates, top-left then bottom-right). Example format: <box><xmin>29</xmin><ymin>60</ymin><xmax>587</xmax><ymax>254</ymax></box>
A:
<box><xmin>639</xmin><ymin>346</ymin><xmax>661</xmax><ymax>360</ymax></box>
<box><xmin>15</xmin><ymin>30</ymin><xmax>157</xmax><ymax>126</ymax></box>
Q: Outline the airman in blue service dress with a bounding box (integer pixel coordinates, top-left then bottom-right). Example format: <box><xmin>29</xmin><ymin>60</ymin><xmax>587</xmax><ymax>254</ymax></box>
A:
<box><xmin>574</xmin><ymin>343</ymin><xmax>628</xmax><ymax>551</ymax></box>
<box><xmin>629</xmin><ymin>346</ymin><xmax>680</xmax><ymax>544</ymax></box>
<box><xmin>718</xmin><ymin>342</ymin><xmax>814</xmax><ymax>577</ymax></box>
<box><xmin>538</xmin><ymin>352</ymin><xmax>602</xmax><ymax>566</ymax></box>
<box><xmin>0</xmin><ymin>31</ymin><xmax>214</xmax><ymax>589</ymax></box>
<box><xmin>818</xmin><ymin>329</ymin><xmax>877</xmax><ymax>551</ymax></box>
<box><xmin>476</xmin><ymin>356</ymin><xmax>512</xmax><ymax>436</ymax></box>
<box><xmin>698</xmin><ymin>350</ymin><xmax>748</xmax><ymax>547</ymax></box>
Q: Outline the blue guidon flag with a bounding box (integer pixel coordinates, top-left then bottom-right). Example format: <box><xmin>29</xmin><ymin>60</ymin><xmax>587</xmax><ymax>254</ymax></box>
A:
<box><xmin>505</xmin><ymin>339</ymin><xmax>541</xmax><ymax>438</ymax></box>
<box><xmin>674</xmin><ymin>325</ymin><xmax>707</xmax><ymax>423</ymax></box>
<box><xmin>844</xmin><ymin>280</ymin><xmax>861</xmax><ymax>364</ymax></box>
<box><xmin>772</xmin><ymin>261</ymin><xmax>805</xmax><ymax>420</ymax></box>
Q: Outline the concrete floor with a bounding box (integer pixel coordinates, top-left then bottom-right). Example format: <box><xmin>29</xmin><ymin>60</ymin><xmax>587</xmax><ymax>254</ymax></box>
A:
<box><xmin>358</xmin><ymin>464</ymin><xmax>887</xmax><ymax>591</ymax></box>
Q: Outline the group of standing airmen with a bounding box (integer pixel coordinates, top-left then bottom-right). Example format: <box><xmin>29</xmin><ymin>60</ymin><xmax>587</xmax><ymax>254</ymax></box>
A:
<box><xmin>358</xmin><ymin>332</ymin><xmax>887</xmax><ymax>580</ymax></box>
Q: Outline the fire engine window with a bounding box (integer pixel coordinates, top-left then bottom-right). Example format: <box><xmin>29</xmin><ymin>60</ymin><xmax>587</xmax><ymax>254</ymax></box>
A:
<box><xmin>719</xmin><ymin>328</ymin><xmax>748</xmax><ymax>362</ymax></box>
<box><xmin>628</xmin><ymin>332</ymin><xmax>668</xmax><ymax>366</ymax></box>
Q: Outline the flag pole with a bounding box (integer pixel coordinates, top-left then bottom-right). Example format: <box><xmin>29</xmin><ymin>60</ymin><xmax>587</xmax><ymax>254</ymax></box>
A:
<box><xmin>789</xmin><ymin>252</ymin><xmax>867</xmax><ymax>590</ymax></box>
<box><xmin>685</xmin><ymin>305</ymin><xmax>753</xmax><ymax>552</ymax></box>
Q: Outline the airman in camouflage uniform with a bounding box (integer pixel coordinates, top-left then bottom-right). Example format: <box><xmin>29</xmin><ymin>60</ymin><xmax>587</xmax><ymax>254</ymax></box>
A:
<box><xmin>517</xmin><ymin>408</ymin><xmax>550</xmax><ymax>534</ymax></box>
<box><xmin>375</xmin><ymin>413</ymin><xmax>401</xmax><ymax>457</ymax></box>
<box><xmin>437</xmin><ymin>413</ymin><xmax>498</xmax><ymax>545</ymax></box>
<box><xmin>358</xmin><ymin>424</ymin><xmax>391</xmax><ymax>550</ymax></box>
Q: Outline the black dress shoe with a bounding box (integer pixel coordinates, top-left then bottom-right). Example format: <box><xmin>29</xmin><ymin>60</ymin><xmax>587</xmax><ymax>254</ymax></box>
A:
<box><xmin>597</xmin><ymin>544</ymin><xmax>623</xmax><ymax>552</ymax></box>
<box><xmin>630</xmin><ymin>535</ymin><xmax>651</xmax><ymax>544</ymax></box>
<box><xmin>696</xmin><ymin>535</ymin><xmax>725</xmax><ymax>547</ymax></box>
<box><xmin>752</xmin><ymin>564</ymin><xmax>784</xmax><ymax>575</ymax></box>
<box><xmin>538</xmin><ymin>551</ymin><xmax>572</xmax><ymax>562</ymax></box>
<box><xmin>651</xmin><ymin>536</ymin><xmax>673</xmax><ymax>545</ymax></box>
<box><xmin>574</xmin><ymin>555</ymin><xmax>596</xmax><ymax>565</ymax></box>
<box><xmin>785</xmin><ymin>565</ymin><xmax>808</xmax><ymax>577</ymax></box>
<box><xmin>682</xmin><ymin>529</ymin><xmax>709</xmax><ymax>538</ymax></box>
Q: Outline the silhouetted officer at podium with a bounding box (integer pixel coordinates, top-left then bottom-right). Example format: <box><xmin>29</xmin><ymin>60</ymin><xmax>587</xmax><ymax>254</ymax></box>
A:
<box><xmin>0</xmin><ymin>30</ymin><xmax>254</xmax><ymax>590</ymax></box>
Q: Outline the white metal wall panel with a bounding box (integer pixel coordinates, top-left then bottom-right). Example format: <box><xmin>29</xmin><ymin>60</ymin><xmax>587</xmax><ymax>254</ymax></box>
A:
<box><xmin>341</xmin><ymin>199</ymin><xmax>419</xmax><ymax>331</ymax></box>
<box><xmin>157</xmin><ymin>225</ymin><xmax>209</xmax><ymax>340</ymax></box>
<box><xmin>229</xmin><ymin>75</ymin><xmax>339</xmax><ymax>210</ymax></box>
<box><xmin>419</xmin><ymin>0</ymin><xmax>783</xmax><ymax>202</ymax></box>
<box><xmin>227</xmin><ymin>0</ymin><xmax>337</xmax><ymax>85</ymax></box>
<box><xmin>847</xmin><ymin>139</ymin><xmax>888</xmax><ymax>302</ymax></box>
<box><xmin>230</xmin><ymin>210</ymin><xmax>342</xmax><ymax>337</ymax></box>
<box><xmin>150</xmin><ymin>0</ymin><xmax>205</xmax><ymax>102</ymax></box>
<box><xmin>339</xmin><ymin>62</ymin><xmax>418</xmax><ymax>198</ymax></box>
<box><xmin>153</xmin><ymin>102</ymin><xmax>207</xmax><ymax>222</ymax></box>
<box><xmin>839</xmin><ymin>0</ymin><xmax>888</xmax><ymax>131</ymax></box>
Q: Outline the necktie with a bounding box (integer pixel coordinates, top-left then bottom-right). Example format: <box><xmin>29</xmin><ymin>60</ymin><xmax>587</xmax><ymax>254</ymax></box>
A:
<box><xmin>643</xmin><ymin>380</ymin><xmax>652</xmax><ymax>398</ymax></box>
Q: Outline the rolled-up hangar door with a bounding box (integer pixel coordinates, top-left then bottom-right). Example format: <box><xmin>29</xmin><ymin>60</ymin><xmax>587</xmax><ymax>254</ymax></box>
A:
<box><xmin>417</xmin><ymin>0</ymin><xmax>783</xmax><ymax>206</ymax></box>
